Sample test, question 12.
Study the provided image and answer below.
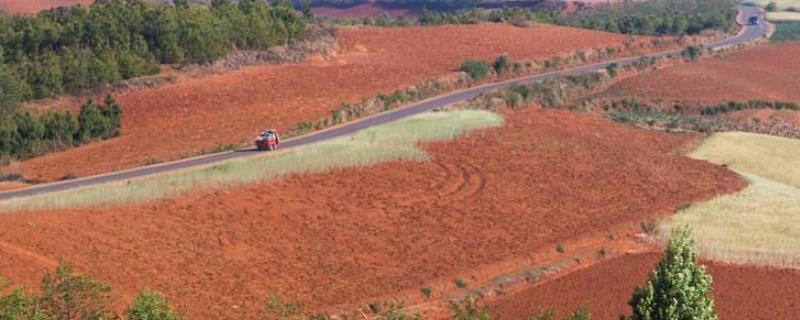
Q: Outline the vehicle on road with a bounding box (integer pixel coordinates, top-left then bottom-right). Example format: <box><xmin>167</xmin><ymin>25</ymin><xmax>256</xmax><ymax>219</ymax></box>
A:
<box><xmin>749</xmin><ymin>16</ymin><xmax>760</xmax><ymax>25</ymax></box>
<box><xmin>255</xmin><ymin>129</ymin><xmax>280</xmax><ymax>151</ymax></box>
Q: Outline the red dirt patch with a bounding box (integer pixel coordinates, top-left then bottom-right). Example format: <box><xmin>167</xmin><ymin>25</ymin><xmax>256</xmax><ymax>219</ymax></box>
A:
<box><xmin>0</xmin><ymin>0</ymin><xmax>90</xmax><ymax>14</ymax></box>
<box><xmin>0</xmin><ymin>108</ymin><xmax>743</xmax><ymax>319</ymax></box>
<box><xmin>490</xmin><ymin>253</ymin><xmax>800</xmax><ymax>320</ymax></box>
<box><xmin>11</xmin><ymin>23</ymin><xmax>641</xmax><ymax>182</ymax></box>
<box><xmin>604</xmin><ymin>42</ymin><xmax>800</xmax><ymax>104</ymax></box>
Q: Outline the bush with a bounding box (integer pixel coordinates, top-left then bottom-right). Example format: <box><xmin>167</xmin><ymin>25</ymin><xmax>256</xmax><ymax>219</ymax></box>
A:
<box><xmin>628</xmin><ymin>226</ymin><xmax>717</xmax><ymax>320</ymax></box>
<box><xmin>127</xmin><ymin>289</ymin><xmax>182</xmax><ymax>320</ymax></box>
<box><xmin>766</xmin><ymin>2</ymin><xmax>778</xmax><ymax>12</ymax></box>
<box><xmin>460</xmin><ymin>60</ymin><xmax>491</xmax><ymax>81</ymax></box>
<box><xmin>493</xmin><ymin>55</ymin><xmax>510</xmax><ymax>75</ymax></box>
<box><xmin>451</xmin><ymin>298</ymin><xmax>491</xmax><ymax>320</ymax></box>
<box><xmin>37</xmin><ymin>263</ymin><xmax>117</xmax><ymax>320</ymax></box>
<box><xmin>683</xmin><ymin>45</ymin><xmax>703</xmax><ymax>60</ymax></box>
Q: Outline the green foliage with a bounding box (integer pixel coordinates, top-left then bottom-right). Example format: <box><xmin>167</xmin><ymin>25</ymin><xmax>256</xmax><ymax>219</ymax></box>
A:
<box><xmin>628</xmin><ymin>226</ymin><xmax>718</xmax><ymax>320</ymax></box>
<box><xmin>459</xmin><ymin>60</ymin><xmax>491</xmax><ymax>81</ymax></box>
<box><xmin>0</xmin><ymin>0</ymin><xmax>305</xmax><ymax>104</ymax></box>
<box><xmin>127</xmin><ymin>289</ymin><xmax>181</xmax><ymax>320</ymax></box>
<box><xmin>766</xmin><ymin>2</ymin><xmax>779</xmax><ymax>12</ymax></box>
<box><xmin>771</xmin><ymin>23</ymin><xmax>800</xmax><ymax>42</ymax></box>
<box><xmin>529</xmin><ymin>307</ymin><xmax>592</xmax><ymax>320</ymax></box>
<box><xmin>683</xmin><ymin>45</ymin><xmax>703</xmax><ymax>60</ymax></box>
<box><xmin>263</xmin><ymin>293</ymin><xmax>306</xmax><ymax>320</ymax></box>
<box><xmin>377</xmin><ymin>300</ymin><xmax>420</xmax><ymax>320</ymax></box>
<box><xmin>606</xmin><ymin>63</ymin><xmax>620</xmax><ymax>78</ymax></box>
<box><xmin>421</xmin><ymin>287</ymin><xmax>432</xmax><ymax>298</ymax></box>
<box><xmin>564</xmin><ymin>0</ymin><xmax>738</xmax><ymax>35</ymax></box>
<box><xmin>454</xmin><ymin>278</ymin><xmax>467</xmax><ymax>289</ymax></box>
<box><xmin>700</xmin><ymin>100</ymin><xmax>800</xmax><ymax>115</ymax></box>
<box><xmin>0</xmin><ymin>95</ymin><xmax>122</xmax><ymax>162</ymax></box>
<box><xmin>452</xmin><ymin>299</ymin><xmax>491</xmax><ymax>320</ymax></box>
<box><xmin>493</xmin><ymin>55</ymin><xmax>510</xmax><ymax>75</ymax></box>
<box><xmin>37</xmin><ymin>262</ymin><xmax>117</xmax><ymax>320</ymax></box>
<box><xmin>0</xmin><ymin>288</ymin><xmax>41</xmax><ymax>320</ymax></box>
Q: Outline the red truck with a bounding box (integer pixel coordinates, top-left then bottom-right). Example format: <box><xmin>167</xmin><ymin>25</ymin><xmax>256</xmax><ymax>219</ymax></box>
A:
<box><xmin>254</xmin><ymin>129</ymin><xmax>280</xmax><ymax>151</ymax></box>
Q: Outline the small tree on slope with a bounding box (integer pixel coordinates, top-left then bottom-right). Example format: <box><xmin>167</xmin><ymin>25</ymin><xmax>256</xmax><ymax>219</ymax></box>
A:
<box><xmin>629</xmin><ymin>226</ymin><xmax>717</xmax><ymax>320</ymax></box>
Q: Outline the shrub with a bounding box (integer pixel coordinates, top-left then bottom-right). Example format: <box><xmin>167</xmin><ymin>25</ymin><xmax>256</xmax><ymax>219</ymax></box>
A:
<box><xmin>766</xmin><ymin>2</ymin><xmax>778</xmax><ymax>12</ymax></box>
<box><xmin>451</xmin><ymin>298</ymin><xmax>491</xmax><ymax>320</ymax></box>
<box><xmin>683</xmin><ymin>46</ymin><xmax>703</xmax><ymax>61</ymax></box>
<box><xmin>556</xmin><ymin>242</ymin><xmax>566</xmax><ymax>253</ymax></box>
<box><xmin>628</xmin><ymin>226</ymin><xmax>717</xmax><ymax>320</ymax></box>
<box><xmin>493</xmin><ymin>55</ymin><xmax>510</xmax><ymax>75</ymax></box>
<box><xmin>127</xmin><ymin>289</ymin><xmax>182</xmax><ymax>320</ymax></box>
<box><xmin>454</xmin><ymin>278</ymin><xmax>467</xmax><ymax>289</ymax></box>
<box><xmin>460</xmin><ymin>60</ymin><xmax>491</xmax><ymax>81</ymax></box>
<box><xmin>264</xmin><ymin>293</ymin><xmax>306</xmax><ymax>320</ymax></box>
<box><xmin>421</xmin><ymin>287</ymin><xmax>432</xmax><ymax>298</ymax></box>
<box><xmin>379</xmin><ymin>300</ymin><xmax>420</xmax><ymax>320</ymax></box>
<box><xmin>606</xmin><ymin>63</ymin><xmax>620</xmax><ymax>78</ymax></box>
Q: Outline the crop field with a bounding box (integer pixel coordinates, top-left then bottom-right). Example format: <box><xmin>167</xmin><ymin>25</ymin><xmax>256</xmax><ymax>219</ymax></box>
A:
<box><xmin>0</xmin><ymin>108</ymin><xmax>743</xmax><ymax>319</ymax></box>
<box><xmin>489</xmin><ymin>253</ymin><xmax>800</xmax><ymax>320</ymax></box>
<box><xmin>772</xmin><ymin>22</ymin><xmax>800</xmax><ymax>41</ymax></box>
<box><xmin>0</xmin><ymin>0</ymin><xmax>91</xmax><ymax>14</ymax></box>
<box><xmin>658</xmin><ymin>132</ymin><xmax>800</xmax><ymax>269</ymax></box>
<box><xmin>603</xmin><ymin>42</ymin><xmax>800</xmax><ymax>103</ymax></box>
<box><xmin>0</xmin><ymin>110</ymin><xmax>503</xmax><ymax>211</ymax></box>
<box><xmin>9</xmin><ymin>23</ymin><xmax>646</xmax><ymax>184</ymax></box>
<box><xmin>744</xmin><ymin>0</ymin><xmax>800</xmax><ymax>10</ymax></box>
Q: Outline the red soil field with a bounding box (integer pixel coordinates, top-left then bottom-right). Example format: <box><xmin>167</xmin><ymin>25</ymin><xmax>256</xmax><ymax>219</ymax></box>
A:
<box><xmin>0</xmin><ymin>0</ymin><xmax>90</xmax><ymax>14</ymax></box>
<box><xmin>490</xmin><ymin>253</ymin><xmax>800</xmax><ymax>320</ymax></box>
<box><xmin>11</xmin><ymin>24</ymin><xmax>641</xmax><ymax>182</ymax></box>
<box><xmin>604</xmin><ymin>42</ymin><xmax>800</xmax><ymax>103</ymax></box>
<box><xmin>0</xmin><ymin>108</ymin><xmax>743</xmax><ymax>319</ymax></box>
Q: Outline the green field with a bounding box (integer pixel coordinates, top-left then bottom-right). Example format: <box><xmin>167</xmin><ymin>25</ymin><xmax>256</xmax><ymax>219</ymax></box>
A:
<box><xmin>659</xmin><ymin>132</ymin><xmax>800</xmax><ymax>269</ymax></box>
<box><xmin>771</xmin><ymin>22</ymin><xmax>800</xmax><ymax>41</ymax></box>
<box><xmin>0</xmin><ymin>110</ymin><xmax>503</xmax><ymax>212</ymax></box>
<box><xmin>744</xmin><ymin>0</ymin><xmax>800</xmax><ymax>10</ymax></box>
<box><xmin>768</xmin><ymin>11</ymin><xmax>800</xmax><ymax>21</ymax></box>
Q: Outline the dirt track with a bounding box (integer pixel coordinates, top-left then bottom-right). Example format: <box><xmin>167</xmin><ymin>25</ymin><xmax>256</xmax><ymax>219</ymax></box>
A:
<box><xmin>0</xmin><ymin>108</ymin><xmax>743</xmax><ymax>319</ymax></box>
<box><xmin>490</xmin><ymin>253</ymin><xmax>800</xmax><ymax>320</ymax></box>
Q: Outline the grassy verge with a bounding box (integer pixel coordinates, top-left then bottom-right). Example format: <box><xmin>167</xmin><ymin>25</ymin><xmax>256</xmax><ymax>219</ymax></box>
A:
<box><xmin>768</xmin><ymin>11</ymin><xmax>800</xmax><ymax>21</ymax></box>
<box><xmin>658</xmin><ymin>132</ymin><xmax>800</xmax><ymax>269</ymax></box>
<box><xmin>771</xmin><ymin>22</ymin><xmax>800</xmax><ymax>41</ymax></box>
<box><xmin>0</xmin><ymin>110</ymin><xmax>503</xmax><ymax>212</ymax></box>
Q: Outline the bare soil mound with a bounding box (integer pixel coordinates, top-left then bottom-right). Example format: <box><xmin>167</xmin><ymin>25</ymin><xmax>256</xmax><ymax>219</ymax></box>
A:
<box><xmin>12</xmin><ymin>24</ymin><xmax>636</xmax><ymax>182</ymax></box>
<box><xmin>604</xmin><ymin>42</ymin><xmax>800</xmax><ymax>103</ymax></box>
<box><xmin>0</xmin><ymin>108</ymin><xmax>742</xmax><ymax>319</ymax></box>
<box><xmin>489</xmin><ymin>253</ymin><xmax>800</xmax><ymax>320</ymax></box>
<box><xmin>0</xmin><ymin>0</ymin><xmax>91</xmax><ymax>14</ymax></box>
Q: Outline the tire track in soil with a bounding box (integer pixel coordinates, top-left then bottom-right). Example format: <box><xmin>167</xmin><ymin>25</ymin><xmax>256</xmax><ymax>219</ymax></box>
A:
<box><xmin>397</xmin><ymin>160</ymin><xmax>486</xmax><ymax>207</ymax></box>
<box><xmin>0</xmin><ymin>240</ymin><xmax>57</xmax><ymax>268</ymax></box>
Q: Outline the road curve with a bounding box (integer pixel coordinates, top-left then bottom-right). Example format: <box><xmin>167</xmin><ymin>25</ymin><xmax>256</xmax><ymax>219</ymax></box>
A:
<box><xmin>0</xmin><ymin>5</ymin><xmax>770</xmax><ymax>202</ymax></box>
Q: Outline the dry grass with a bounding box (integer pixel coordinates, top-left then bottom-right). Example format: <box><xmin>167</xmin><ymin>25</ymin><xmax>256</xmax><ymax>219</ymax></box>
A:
<box><xmin>0</xmin><ymin>110</ymin><xmax>503</xmax><ymax>212</ymax></box>
<box><xmin>689</xmin><ymin>132</ymin><xmax>800</xmax><ymax>188</ymax></box>
<box><xmin>660</xmin><ymin>132</ymin><xmax>800</xmax><ymax>269</ymax></box>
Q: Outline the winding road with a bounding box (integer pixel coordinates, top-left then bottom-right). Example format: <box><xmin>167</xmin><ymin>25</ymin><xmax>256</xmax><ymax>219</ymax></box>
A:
<box><xmin>0</xmin><ymin>5</ymin><xmax>770</xmax><ymax>202</ymax></box>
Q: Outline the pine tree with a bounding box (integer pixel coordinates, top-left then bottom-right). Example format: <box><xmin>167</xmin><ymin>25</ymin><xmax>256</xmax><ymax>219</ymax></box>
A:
<box><xmin>629</xmin><ymin>226</ymin><xmax>717</xmax><ymax>320</ymax></box>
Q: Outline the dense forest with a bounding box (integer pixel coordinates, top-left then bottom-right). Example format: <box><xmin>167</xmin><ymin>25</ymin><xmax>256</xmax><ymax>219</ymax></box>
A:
<box><xmin>334</xmin><ymin>0</ymin><xmax>738</xmax><ymax>37</ymax></box>
<box><xmin>562</xmin><ymin>0</ymin><xmax>739</xmax><ymax>35</ymax></box>
<box><xmin>0</xmin><ymin>0</ymin><xmax>306</xmax><ymax>112</ymax></box>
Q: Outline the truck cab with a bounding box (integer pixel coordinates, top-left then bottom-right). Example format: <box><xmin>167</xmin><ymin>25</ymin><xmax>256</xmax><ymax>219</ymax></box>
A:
<box><xmin>255</xmin><ymin>129</ymin><xmax>280</xmax><ymax>151</ymax></box>
<box><xmin>748</xmin><ymin>16</ymin><xmax>760</xmax><ymax>25</ymax></box>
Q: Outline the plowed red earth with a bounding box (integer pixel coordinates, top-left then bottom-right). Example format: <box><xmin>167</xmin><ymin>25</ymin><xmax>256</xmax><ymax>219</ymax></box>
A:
<box><xmin>605</xmin><ymin>42</ymin><xmax>800</xmax><ymax>103</ymax></box>
<box><xmin>490</xmin><ymin>253</ymin><xmax>800</xmax><ymax>320</ymax></box>
<box><xmin>0</xmin><ymin>108</ymin><xmax>743</xmax><ymax>319</ymax></box>
<box><xmin>12</xmin><ymin>24</ymin><xmax>640</xmax><ymax>182</ymax></box>
<box><xmin>0</xmin><ymin>0</ymin><xmax>91</xmax><ymax>14</ymax></box>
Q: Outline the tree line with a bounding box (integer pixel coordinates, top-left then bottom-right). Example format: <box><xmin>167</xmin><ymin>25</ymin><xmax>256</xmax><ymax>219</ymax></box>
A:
<box><xmin>0</xmin><ymin>0</ymin><xmax>306</xmax><ymax>111</ymax></box>
<box><xmin>335</xmin><ymin>0</ymin><xmax>738</xmax><ymax>37</ymax></box>
<box><xmin>0</xmin><ymin>95</ymin><xmax>122</xmax><ymax>163</ymax></box>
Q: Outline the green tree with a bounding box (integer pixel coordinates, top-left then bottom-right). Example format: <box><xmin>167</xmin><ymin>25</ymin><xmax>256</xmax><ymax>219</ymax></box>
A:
<box><xmin>37</xmin><ymin>263</ymin><xmax>117</xmax><ymax>320</ymax></box>
<box><xmin>459</xmin><ymin>60</ymin><xmax>491</xmax><ymax>81</ymax></box>
<box><xmin>0</xmin><ymin>288</ymin><xmax>40</xmax><ymax>320</ymax></box>
<box><xmin>628</xmin><ymin>226</ymin><xmax>717</xmax><ymax>320</ymax></box>
<box><xmin>127</xmin><ymin>289</ymin><xmax>181</xmax><ymax>320</ymax></box>
<box><xmin>766</xmin><ymin>2</ymin><xmax>778</xmax><ymax>12</ymax></box>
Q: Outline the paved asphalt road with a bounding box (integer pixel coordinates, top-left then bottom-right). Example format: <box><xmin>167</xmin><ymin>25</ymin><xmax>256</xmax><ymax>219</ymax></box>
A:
<box><xmin>0</xmin><ymin>5</ymin><xmax>770</xmax><ymax>201</ymax></box>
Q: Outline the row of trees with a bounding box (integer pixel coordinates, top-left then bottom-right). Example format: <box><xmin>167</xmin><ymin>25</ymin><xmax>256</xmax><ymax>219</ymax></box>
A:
<box><xmin>0</xmin><ymin>95</ymin><xmax>122</xmax><ymax>162</ymax></box>
<box><xmin>0</xmin><ymin>263</ymin><xmax>180</xmax><ymax>320</ymax></box>
<box><xmin>0</xmin><ymin>0</ymin><xmax>306</xmax><ymax>109</ymax></box>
